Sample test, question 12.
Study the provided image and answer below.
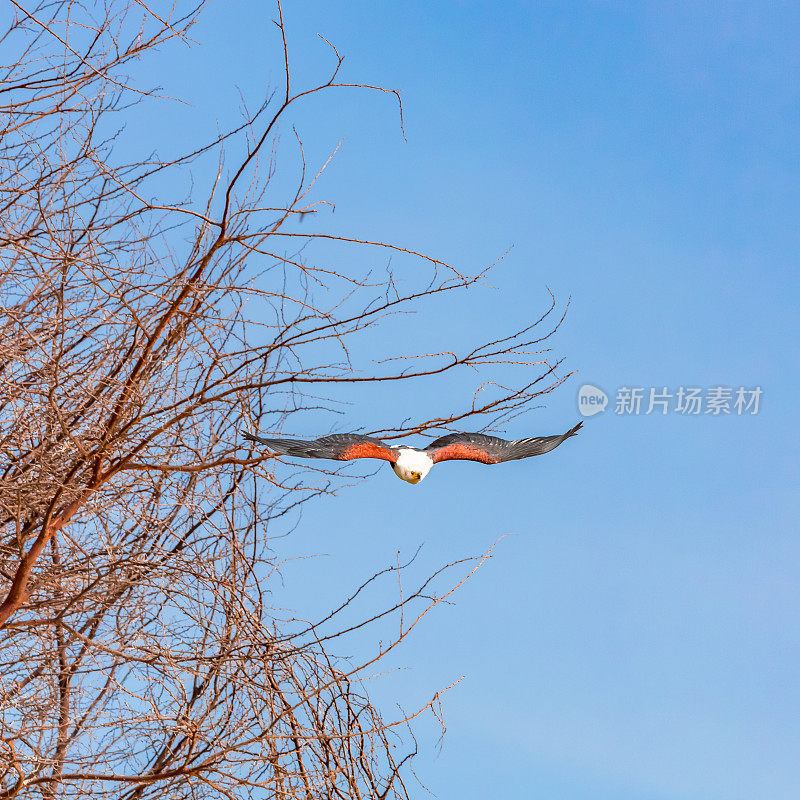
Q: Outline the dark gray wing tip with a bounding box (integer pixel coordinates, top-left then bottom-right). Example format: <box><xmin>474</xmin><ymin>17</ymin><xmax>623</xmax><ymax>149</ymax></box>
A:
<box><xmin>243</xmin><ymin>432</ymin><xmax>277</xmax><ymax>446</ymax></box>
<box><xmin>514</xmin><ymin>420</ymin><xmax>583</xmax><ymax>455</ymax></box>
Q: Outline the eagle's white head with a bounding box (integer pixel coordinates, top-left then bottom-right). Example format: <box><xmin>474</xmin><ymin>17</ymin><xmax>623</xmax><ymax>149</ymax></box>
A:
<box><xmin>391</xmin><ymin>448</ymin><xmax>434</xmax><ymax>484</ymax></box>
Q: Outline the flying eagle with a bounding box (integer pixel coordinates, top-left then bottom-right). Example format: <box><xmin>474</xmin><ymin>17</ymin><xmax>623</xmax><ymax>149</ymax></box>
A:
<box><xmin>243</xmin><ymin>422</ymin><xmax>582</xmax><ymax>484</ymax></box>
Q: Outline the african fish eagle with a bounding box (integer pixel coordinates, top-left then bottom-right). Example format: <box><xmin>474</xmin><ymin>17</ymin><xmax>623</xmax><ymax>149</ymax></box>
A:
<box><xmin>243</xmin><ymin>422</ymin><xmax>582</xmax><ymax>484</ymax></box>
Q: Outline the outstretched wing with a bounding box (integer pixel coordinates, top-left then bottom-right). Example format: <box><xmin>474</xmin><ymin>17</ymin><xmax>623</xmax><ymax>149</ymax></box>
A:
<box><xmin>243</xmin><ymin>432</ymin><xmax>399</xmax><ymax>463</ymax></box>
<box><xmin>425</xmin><ymin>422</ymin><xmax>582</xmax><ymax>464</ymax></box>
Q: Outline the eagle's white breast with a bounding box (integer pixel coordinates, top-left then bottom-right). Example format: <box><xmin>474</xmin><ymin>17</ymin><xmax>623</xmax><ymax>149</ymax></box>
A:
<box><xmin>391</xmin><ymin>448</ymin><xmax>434</xmax><ymax>484</ymax></box>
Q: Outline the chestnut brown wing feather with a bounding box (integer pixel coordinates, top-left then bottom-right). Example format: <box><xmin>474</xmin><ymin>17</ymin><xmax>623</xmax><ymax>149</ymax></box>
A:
<box><xmin>243</xmin><ymin>433</ymin><xmax>399</xmax><ymax>463</ymax></box>
<box><xmin>425</xmin><ymin>422</ymin><xmax>582</xmax><ymax>464</ymax></box>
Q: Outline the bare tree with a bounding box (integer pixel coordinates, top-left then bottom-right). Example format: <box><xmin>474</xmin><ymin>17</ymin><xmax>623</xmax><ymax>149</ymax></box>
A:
<box><xmin>0</xmin><ymin>2</ymin><xmax>568</xmax><ymax>797</ymax></box>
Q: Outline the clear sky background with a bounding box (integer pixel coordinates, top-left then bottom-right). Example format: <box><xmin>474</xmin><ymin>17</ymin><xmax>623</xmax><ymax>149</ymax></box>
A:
<box><xmin>135</xmin><ymin>3</ymin><xmax>799</xmax><ymax>798</ymax></box>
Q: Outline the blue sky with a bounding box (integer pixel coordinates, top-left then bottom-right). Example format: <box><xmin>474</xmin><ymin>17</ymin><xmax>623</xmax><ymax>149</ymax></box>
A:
<box><xmin>139</xmin><ymin>2</ymin><xmax>799</xmax><ymax>798</ymax></box>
